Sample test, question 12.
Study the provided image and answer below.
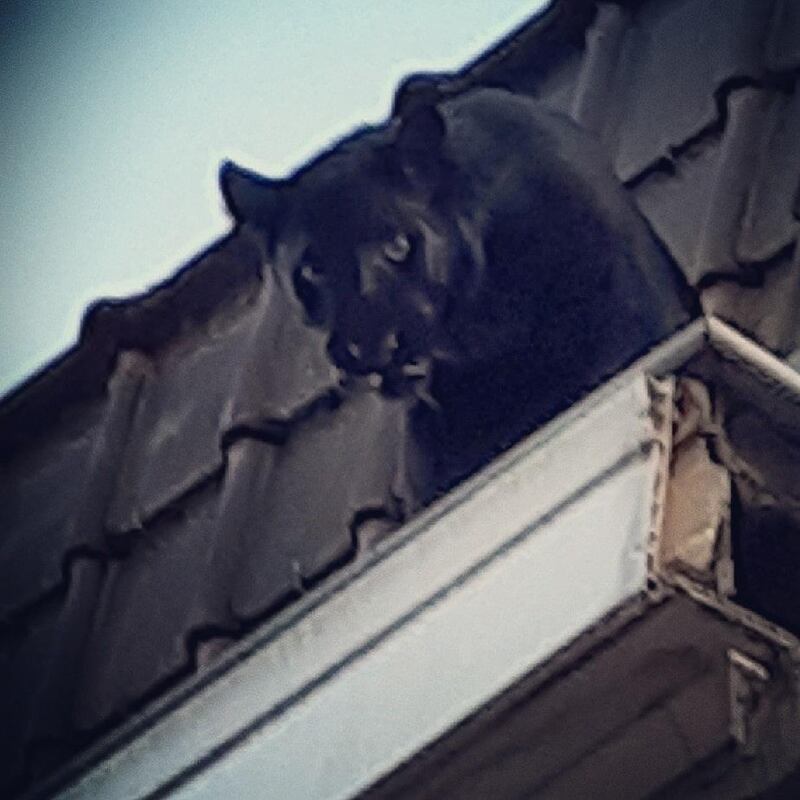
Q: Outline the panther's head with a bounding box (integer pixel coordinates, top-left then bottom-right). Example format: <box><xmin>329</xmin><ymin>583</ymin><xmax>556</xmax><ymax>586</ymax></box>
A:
<box><xmin>220</xmin><ymin>96</ymin><xmax>485</xmax><ymax>383</ymax></box>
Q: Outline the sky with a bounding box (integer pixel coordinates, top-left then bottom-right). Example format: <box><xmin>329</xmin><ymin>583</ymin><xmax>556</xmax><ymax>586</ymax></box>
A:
<box><xmin>0</xmin><ymin>0</ymin><xmax>549</xmax><ymax>395</ymax></box>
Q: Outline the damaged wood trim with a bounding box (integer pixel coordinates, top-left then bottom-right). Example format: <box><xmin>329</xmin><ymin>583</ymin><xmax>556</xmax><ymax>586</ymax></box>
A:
<box><xmin>655</xmin><ymin>376</ymin><xmax>733</xmax><ymax>591</ymax></box>
<box><xmin>651</xmin><ymin>316</ymin><xmax>800</xmax><ymax>658</ymax></box>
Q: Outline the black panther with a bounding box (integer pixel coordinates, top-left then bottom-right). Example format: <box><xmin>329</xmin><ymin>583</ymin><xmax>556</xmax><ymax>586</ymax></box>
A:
<box><xmin>220</xmin><ymin>80</ymin><xmax>693</xmax><ymax>486</ymax></box>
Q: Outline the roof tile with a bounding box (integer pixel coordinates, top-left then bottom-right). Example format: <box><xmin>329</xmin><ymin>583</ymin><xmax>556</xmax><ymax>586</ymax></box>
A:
<box><xmin>74</xmin><ymin>484</ymin><xmax>229</xmax><ymax>730</ymax></box>
<box><xmin>570</xmin><ymin>3</ymin><xmax>629</xmax><ymax>136</ymax></box>
<box><xmin>221</xmin><ymin>266</ymin><xmax>341</xmax><ymax>434</ymax></box>
<box><xmin>0</xmin><ymin>356</ymin><xmax>142</xmax><ymax>618</ymax></box>
<box><xmin>225</xmin><ymin>386</ymin><xmax>431</xmax><ymax>620</ymax></box>
<box><xmin>766</xmin><ymin>0</ymin><xmax>800</xmax><ymax>72</ymax></box>
<box><xmin>105</xmin><ymin>301</ymin><xmax>262</xmax><ymax>533</ymax></box>
<box><xmin>702</xmin><ymin>245</ymin><xmax>800</xmax><ymax>355</ymax></box>
<box><xmin>0</xmin><ymin>560</ymin><xmax>104</xmax><ymax>797</ymax></box>
<box><xmin>737</xmin><ymin>81</ymin><xmax>800</xmax><ymax>263</ymax></box>
<box><xmin>105</xmin><ymin>265</ymin><xmax>345</xmax><ymax>536</ymax></box>
<box><xmin>632</xmin><ymin>88</ymin><xmax>775</xmax><ymax>284</ymax></box>
<box><xmin>70</xmin><ymin>384</ymin><xmax>432</xmax><ymax>726</ymax></box>
<box><xmin>613</xmin><ymin>0</ymin><xmax>774</xmax><ymax>182</ymax></box>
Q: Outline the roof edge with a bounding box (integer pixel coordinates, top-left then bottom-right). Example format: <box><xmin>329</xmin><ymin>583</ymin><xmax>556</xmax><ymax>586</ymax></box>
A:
<box><xmin>0</xmin><ymin>231</ymin><xmax>261</xmax><ymax>456</ymax></box>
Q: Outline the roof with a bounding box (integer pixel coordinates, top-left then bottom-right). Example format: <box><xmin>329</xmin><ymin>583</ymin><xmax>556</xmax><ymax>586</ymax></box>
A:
<box><xmin>2</xmin><ymin>0</ymin><xmax>800</xmax><ymax>796</ymax></box>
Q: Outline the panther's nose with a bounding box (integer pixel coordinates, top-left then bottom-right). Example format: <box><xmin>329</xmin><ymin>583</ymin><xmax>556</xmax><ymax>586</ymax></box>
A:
<box><xmin>358</xmin><ymin>258</ymin><xmax>393</xmax><ymax>297</ymax></box>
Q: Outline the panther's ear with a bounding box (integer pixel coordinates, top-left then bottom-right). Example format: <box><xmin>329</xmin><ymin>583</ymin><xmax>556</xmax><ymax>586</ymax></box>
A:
<box><xmin>219</xmin><ymin>160</ymin><xmax>282</xmax><ymax>225</ymax></box>
<box><xmin>391</xmin><ymin>73</ymin><xmax>444</xmax><ymax>118</ymax></box>
<box><xmin>395</xmin><ymin>101</ymin><xmax>446</xmax><ymax>192</ymax></box>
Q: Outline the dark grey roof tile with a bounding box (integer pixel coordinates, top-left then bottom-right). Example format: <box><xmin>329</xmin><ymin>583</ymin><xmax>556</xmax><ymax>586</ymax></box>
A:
<box><xmin>105</xmin><ymin>267</ymin><xmax>344</xmax><ymax>536</ymax></box>
<box><xmin>533</xmin><ymin>52</ymin><xmax>583</xmax><ymax>115</ymax></box>
<box><xmin>459</xmin><ymin>0</ymin><xmax>593</xmax><ymax>96</ymax></box>
<box><xmin>737</xmin><ymin>81</ymin><xmax>800</xmax><ymax>263</ymax></box>
<box><xmin>0</xmin><ymin>355</ymin><xmax>142</xmax><ymax>619</ymax></box>
<box><xmin>702</xmin><ymin>245</ymin><xmax>800</xmax><ymax>355</ymax></box>
<box><xmin>614</xmin><ymin>0</ymin><xmax>774</xmax><ymax>183</ymax></box>
<box><xmin>192</xmin><ymin>632</ymin><xmax>238</xmax><ymax>672</ymax></box>
<box><xmin>633</xmin><ymin>88</ymin><xmax>773</xmax><ymax>284</ymax></box>
<box><xmin>570</xmin><ymin>3</ymin><xmax>630</xmax><ymax>136</ymax></box>
<box><xmin>0</xmin><ymin>411</ymin><xmax>103</xmax><ymax>618</ymax></box>
<box><xmin>1</xmin><ymin>615</ymin><xmax>58</xmax><ymax>795</ymax></box>
<box><xmin>213</xmin><ymin>438</ymin><xmax>298</xmax><ymax>621</ymax></box>
<box><xmin>0</xmin><ymin>560</ymin><xmax>104</xmax><ymax>797</ymax></box>
<box><xmin>70</xmin><ymin>384</ymin><xmax>431</xmax><ymax>726</ymax></box>
<box><xmin>221</xmin><ymin>267</ymin><xmax>341</xmax><ymax>434</ymax></box>
<box><xmin>74</xmin><ymin>484</ymin><xmax>229</xmax><ymax>731</ymax></box>
<box><xmin>105</xmin><ymin>302</ymin><xmax>263</xmax><ymax>534</ymax></box>
<box><xmin>1</xmin><ymin>613</ymin><xmax>59</xmax><ymax>795</ymax></box>
<box><xmin>0</xmin><ymin>233</ymin><xmax>262</xmax><ymax>466</ymax></box>
<box><xmin>226</xmin><ymin>386</ymin><xmax>431</xmax><ymax>620</ymax></box>
<box><xmin>632</xmin><ymin>152</ymin><xmax>716</xmax><ymax>285</ymax></box>
<box><xmin>766</xmin><ymin>0</ymin><xmax>800</xmax><ymax>72</ymax></box>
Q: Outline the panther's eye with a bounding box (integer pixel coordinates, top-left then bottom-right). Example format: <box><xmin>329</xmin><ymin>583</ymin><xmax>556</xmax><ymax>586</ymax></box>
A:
<box><xmin>293</xmin><ymin>256</ymin><xmax>328</xmax><ymax>323</ymax></box>
<box><xmin>383</xmin><ymin>233</ymin><xmax>411</xmax><ymax>264</ymax></box>
<box><xmin>298</xmin><ymin>259</ymin><xmax>325</xmax><ymax>284</ymax></box>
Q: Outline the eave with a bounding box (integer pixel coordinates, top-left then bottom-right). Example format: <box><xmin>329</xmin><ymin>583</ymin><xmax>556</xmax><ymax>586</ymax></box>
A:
<box><xmin>33</xmin><ymin>318</ymin><xmax>800</xmax><ymax>799</ymax></box>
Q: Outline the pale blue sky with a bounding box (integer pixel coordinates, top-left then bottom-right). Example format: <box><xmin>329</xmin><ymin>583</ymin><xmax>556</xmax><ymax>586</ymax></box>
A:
<box><xmin>0</xmin><ymin>1</ymin><xmax>548</xmax><ymax>394</ymax></box>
